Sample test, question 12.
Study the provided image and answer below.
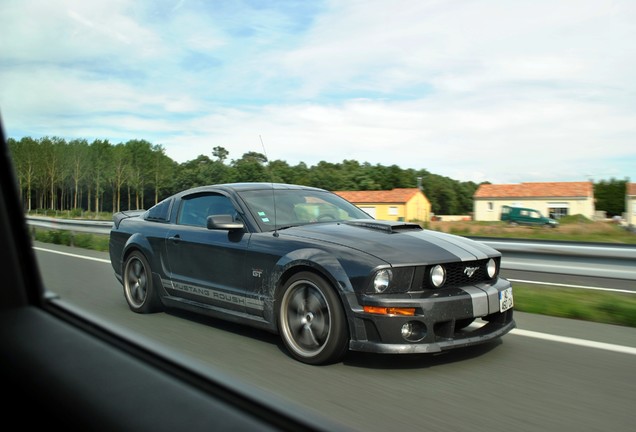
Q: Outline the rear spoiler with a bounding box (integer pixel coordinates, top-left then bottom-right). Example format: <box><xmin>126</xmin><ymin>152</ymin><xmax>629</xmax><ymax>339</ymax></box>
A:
<box><xmin>113</xmin><ymin>209</ymin><xmax>146</xmax><ymax>229</ymax></box>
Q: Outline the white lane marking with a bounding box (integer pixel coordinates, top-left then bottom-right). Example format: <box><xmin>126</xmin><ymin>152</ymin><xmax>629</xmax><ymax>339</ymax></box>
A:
<box><xmin>34</xmin><ymin>246</ymin><xmax>636</xmax><ymax>355</ymax></box>
<box><xmin>511</xmin><ymin>328</ymin><xmax>636</xmax><ymax>355</ymax></box>
<box><xmin>33</xmin><ymin>246</ymin><xmax>111</xmax><ymax>263</ymax></box>
<box><xmin>508</xmin><ymin>278</ymin><xmax>635</xmax><ymax>294</ymax></box>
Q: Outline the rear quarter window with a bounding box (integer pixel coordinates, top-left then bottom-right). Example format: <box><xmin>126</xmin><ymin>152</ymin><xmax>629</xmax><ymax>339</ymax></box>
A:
<box><xmin>145</xmin><ymin>198</ymin><xmax>173</xmax><ymax>222</ymax></box>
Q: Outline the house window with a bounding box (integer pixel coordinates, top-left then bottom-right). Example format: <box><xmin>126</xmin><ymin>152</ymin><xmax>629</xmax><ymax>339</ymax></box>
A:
<box><xmin>388</xmin><ymin>206</ymin><xmax>398</xmax><ymax>216</ymax></box>
<box><xmin>548</xmin><ymin>208</ymin><xmax>568</xmax><ymax>219</ymax></box>
<box><xmin>488</xmin><ymin>202</ymin><xmax>493</xmax><ymax>211</ymax></box>
<box><xmin>548</xmin><ymin>202</ymin><xmax>569</xmax><ymax>219</ymax></box>
<box><xmin>360</xmin><ymin>206</ymin><xmax>376</xmax><ymax>218</ymax></box>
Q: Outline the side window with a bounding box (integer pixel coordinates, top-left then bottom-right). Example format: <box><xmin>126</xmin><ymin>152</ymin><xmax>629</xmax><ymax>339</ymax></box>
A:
<box><xmin>145</xmin><ymin>198</ymin><xmax>173</xmax><ymax>222</ymax></box>
<box><xmin>178</xmin><ymin>194</ymin><xmax>236</xmax><ymax>227</ymax></box>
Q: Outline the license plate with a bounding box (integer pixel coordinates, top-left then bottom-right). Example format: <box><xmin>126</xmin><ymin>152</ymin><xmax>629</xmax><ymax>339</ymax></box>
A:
<box><xmin>499</xmin><ymin>287</ymin><xmax>513</xmax><ymax>312</ymax></box>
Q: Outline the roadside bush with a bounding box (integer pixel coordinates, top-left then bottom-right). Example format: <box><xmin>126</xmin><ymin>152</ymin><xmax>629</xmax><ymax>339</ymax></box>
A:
<box><xmin>559</xmin><ymin>214</ymin><xmax>592</xmax><ymax>224</ymax></box>
<box><xmin>35</xmin><ymin>229</ymin><xmax>72</xmax><ymax>246</ymax></box>
<box><xmin>33</xmin><ymin>229</ymin><xmax>109</xmax><ymax>251</ymax></box>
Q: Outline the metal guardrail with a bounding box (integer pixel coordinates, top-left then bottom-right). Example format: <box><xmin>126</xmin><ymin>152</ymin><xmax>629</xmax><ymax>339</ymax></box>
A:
<box><xmin>471</xmin><ymin>237</ymin><xmax>636</xmax><ymax>260</ymax></box>
<box><xmin>471</xmin><ymin>237</ymin><xmax>636</xmax><ymax>281</ymax></box>
<box><xmin>26</xmin><ymin>217</ymin><xmax>636</xmax><ymax>280</ymax></box>
<box><xmin>26</xmin><ymin>216</ymin><xmax>114</xmax><ymax>235</ymax></box>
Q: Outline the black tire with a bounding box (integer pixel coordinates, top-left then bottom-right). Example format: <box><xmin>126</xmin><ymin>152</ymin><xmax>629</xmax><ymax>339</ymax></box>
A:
<box><xmin>278</xmin><ymin>272</ymin><xmax>348</xmax><ymax>365</ymax></box>
<box><xmin>123</xmin><ymin>250</ymin><xmax>161</xmax><ymax>313</ymax></box>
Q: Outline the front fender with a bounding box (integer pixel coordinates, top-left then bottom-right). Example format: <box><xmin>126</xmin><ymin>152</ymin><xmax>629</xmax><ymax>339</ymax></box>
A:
<box><xmin>274</xmin><ymin>248</ymin><xmax>355</xmax><ymax>293</ymax></box>
<box><xmin>268</xmin><ymin>248</ymin><xmax>370</xmax><ymax>339</ymax></box>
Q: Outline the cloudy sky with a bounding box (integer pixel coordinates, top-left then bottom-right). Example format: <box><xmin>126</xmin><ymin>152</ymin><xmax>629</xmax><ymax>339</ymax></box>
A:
<box><xmin>1</xmin><ymin>0</ymin><xmax>635</xmax><ymax>184</ymax></box>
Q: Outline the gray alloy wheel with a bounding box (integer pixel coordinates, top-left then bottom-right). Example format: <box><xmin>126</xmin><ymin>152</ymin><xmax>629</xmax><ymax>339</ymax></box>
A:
<box><xmin>123</xmin><ymin>250</ymin><xmax>160</xmax><ymax>313</ymax></box>
<box><xmin>278</xmin><ymin>272</ymin><xmax>348</xmax><ymax>365</ymax></box>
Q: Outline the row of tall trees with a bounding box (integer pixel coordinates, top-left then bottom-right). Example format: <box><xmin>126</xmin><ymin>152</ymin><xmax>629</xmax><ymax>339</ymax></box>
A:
<box><xmin>7</xmin><ymin>136</ymin><xmax>627</xmax><ymax>217</ymax></box>
<box><xmin>8</xmin><ymin>137</ymin><xmax>174</xmax><ymax>214</ymax></box>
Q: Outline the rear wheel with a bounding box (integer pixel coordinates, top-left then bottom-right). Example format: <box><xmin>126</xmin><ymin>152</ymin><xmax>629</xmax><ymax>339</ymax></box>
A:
<box><xmin>278</xmin><ymin>272</ymin><xmax>348</xmax><ymax>365</ymax></box>
<box><xmin>123</xmin><ymin>250</ymin><xmax>161</xmax><ymax>313</ymax></box>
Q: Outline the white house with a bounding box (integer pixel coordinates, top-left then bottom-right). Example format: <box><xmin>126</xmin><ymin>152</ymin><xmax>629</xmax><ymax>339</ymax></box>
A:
<box><xmin>626</xmin><ymin>183</ymin><xmax>636</xmax><ymax>228</ymax></box>
<box><xmin>473</xmin><ymin>181</ymin><xmax>595</xmax><ymax>222</ymax></box>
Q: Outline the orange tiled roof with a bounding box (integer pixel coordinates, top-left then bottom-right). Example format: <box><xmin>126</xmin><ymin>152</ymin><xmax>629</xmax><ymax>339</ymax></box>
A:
<box><xmin>474</xmin><ymin>182</ymin><xmax>593</xmax><ymax>199</ymax></box>
<box><xmin>628</xmin><ymin>183</ymin><xmax>636</xmax><ymax>196</ymax></box>
<box><xmin>334</xmin><ymin>188</ymin><xmax>422</xmax><ymax>204</ymax></box>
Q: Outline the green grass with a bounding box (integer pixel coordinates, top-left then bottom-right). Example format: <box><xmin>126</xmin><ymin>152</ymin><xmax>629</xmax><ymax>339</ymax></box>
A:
<box><xmin>512</xmin><ymin>283</ymin><xmax>636</xmax><ymax>327</ymax></box>
<box><xmin>438</xmin><ymin>218</ymin><xmax>636</xmax><ymax>244</ymax></box>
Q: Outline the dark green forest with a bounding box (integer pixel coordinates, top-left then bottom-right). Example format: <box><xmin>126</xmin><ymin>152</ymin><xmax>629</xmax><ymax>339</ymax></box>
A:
<box><xmin>8</xmin><ymin>136</ymin><xmax>628</xmax><ymax>217</ymax></box>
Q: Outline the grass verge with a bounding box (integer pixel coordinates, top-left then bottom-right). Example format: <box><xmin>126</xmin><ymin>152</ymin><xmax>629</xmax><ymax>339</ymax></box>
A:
<box><xmin>32</xmin><ymin>229</ymin><xmax>110</xmax><ymax>252</ymax></box>
<box><xmin>512</xmin><ymin>283</ymin><xmax>636</xmax><ymax>328</ymax></box>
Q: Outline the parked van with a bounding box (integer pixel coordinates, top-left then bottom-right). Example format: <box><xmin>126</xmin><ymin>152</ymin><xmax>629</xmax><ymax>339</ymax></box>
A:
<box><xmin>500</xmin><ymin>205</ymin><xmax>558</xmax><ymax>227</ymax></box>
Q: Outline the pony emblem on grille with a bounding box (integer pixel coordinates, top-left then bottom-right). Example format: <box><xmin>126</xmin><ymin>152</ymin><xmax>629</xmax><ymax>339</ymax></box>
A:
<box><xmin>464</xmin><ymin>266</ymin><xmax>479</xmax><ymax>278</ymax></box>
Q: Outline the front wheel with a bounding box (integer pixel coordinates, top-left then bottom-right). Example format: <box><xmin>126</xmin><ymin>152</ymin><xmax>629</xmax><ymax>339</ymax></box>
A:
<box><xmin>123</xmin><ymin>250</ymin><xmax>161</xmax><ymax>313</ymax></box>
<box><xmin>278</xmin><ymin>272</ymin><xmax>348</xmax><ymax>365</ymax></box>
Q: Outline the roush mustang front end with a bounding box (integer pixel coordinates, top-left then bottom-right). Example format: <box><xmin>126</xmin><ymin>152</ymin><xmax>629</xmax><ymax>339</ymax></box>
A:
<box><xmin>333</xmin><ymin>220</ymin><xmax>516</xmax><ymax>354</ymax></box>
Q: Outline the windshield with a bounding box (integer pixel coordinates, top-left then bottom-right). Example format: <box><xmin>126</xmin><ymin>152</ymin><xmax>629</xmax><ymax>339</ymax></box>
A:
<box><xmin>238</xmin><ymin>189</ymin><xmax>372</xmax><ymax>231</ymax></box>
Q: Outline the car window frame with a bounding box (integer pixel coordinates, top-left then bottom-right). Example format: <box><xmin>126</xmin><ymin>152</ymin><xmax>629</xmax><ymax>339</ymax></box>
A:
<box><xmin>0</xmin><ymin>115</ymin><xmax>344</xmax><ymax>432</ymax></box>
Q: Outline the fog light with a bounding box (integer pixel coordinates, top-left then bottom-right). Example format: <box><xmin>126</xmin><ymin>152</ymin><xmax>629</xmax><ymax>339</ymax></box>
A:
<box><xmin>401</xmin><ymin>321</ymin><xmax>426</xmax><ymax>342</ymax></box>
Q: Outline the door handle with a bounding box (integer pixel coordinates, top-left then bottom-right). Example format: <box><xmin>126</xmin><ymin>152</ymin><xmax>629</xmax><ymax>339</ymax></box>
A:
<box><xmin>168</xmin><ymin>234</ymin><xmax>181</xmax><ymax>243</ymax></box>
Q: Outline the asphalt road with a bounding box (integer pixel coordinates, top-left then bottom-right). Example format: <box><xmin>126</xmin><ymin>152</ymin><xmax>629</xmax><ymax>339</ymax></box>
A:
<box><xmin>33</xmin><ymin>242</ymin><xmax>636</xmax><ymax>432</ymax></box>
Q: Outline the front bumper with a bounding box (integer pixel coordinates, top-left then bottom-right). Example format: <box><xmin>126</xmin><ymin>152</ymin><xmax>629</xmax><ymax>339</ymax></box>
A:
<box><xmin>347</xmin><ymin>278</ymin><xmax>516</xmax><ymax>354</ymax></box>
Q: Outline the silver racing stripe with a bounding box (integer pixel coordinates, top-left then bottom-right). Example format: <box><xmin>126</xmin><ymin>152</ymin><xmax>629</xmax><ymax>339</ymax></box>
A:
<box><xmin>418</xmin><ymin>230</ymin><xmax>490</xmax><ymax>261</ymax></box>
<box><xmin>461</xmin><ymin>285</ymin><xmax>502</xmax><ymax>317</ymax></box>
<box><xmin>163</xmin><ymin>278</ymin><xmax>264</xmax><ymax>310</ymax></box>
<box><xmin>461</xmin><ymin>286</ymin><xmax>488</xmax><ymax>317</ymax></box>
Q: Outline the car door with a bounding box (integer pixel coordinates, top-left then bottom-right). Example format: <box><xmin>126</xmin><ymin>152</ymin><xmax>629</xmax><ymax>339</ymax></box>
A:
<box><xmin>164</xmin><ymin>192</ymin><xmax>250</xmax><ymax>314</ymax></box>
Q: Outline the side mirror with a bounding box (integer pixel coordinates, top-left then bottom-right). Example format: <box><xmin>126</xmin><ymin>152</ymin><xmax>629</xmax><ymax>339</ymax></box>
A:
<box><xmin>207</xmin><ymin>214</ymin><xmax>244</xmax><ymax>231</ymax></box>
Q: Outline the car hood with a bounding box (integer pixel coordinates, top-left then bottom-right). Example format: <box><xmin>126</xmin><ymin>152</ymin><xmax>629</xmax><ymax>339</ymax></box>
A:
<box><xmin>280</xmin><ymin>219</ymin><xmax>499</xmax><ymax>265</ymax></box>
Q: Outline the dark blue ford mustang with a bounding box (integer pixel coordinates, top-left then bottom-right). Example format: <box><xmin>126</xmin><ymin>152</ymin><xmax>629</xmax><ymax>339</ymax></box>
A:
<box><xmin>109</xmin><ymin>183</ymin><xmax>515</xmax><ymax>365</ymax></box>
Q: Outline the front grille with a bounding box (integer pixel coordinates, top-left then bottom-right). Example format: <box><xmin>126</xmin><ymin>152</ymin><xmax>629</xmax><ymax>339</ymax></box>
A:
<box><xmin>423</xmin><ymin>258</ymin><xmax>498</xmax><ymax>289</ymax></box>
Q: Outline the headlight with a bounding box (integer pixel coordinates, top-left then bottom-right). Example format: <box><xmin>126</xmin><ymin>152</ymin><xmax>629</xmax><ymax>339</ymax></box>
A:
<box><xmin>430</xmin><ymin>265</ymin><xmax>446</xmax><ymax>288</ymax></box>
<box><xmin>487</xmin><ymin>258</ymin><xmax>497</xmax><ymax>278</ymax></box>
<box><xmin>373</xmin><ymin>269</ymin><xmax>392</xmax><ymax>293</ymax></box>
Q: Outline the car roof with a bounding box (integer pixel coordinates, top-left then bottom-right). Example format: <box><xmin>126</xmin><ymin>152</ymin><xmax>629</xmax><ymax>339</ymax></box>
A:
<box><xmin>180</xmin><ymin>183</ymin><xmax>328</xmax><ymax>196</ymax></box>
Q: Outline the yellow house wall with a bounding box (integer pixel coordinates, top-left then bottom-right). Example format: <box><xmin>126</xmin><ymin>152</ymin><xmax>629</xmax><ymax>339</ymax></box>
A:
<box><xmin>405</xmin><ymin>194</ymin><xmax>431</xmax><ymax>222</ymax></box>
<box><xmin>356</xmin><ymin>194</ymin><xmax>431</xmax><ymax>222</ymax></box>
<box><xmin>372</xmin><ymin>203</ymin><xmax>404</xmax><ymax>221</ymax></box>
<box><xmin>354</xmin><ymin>193</ymin><xmax>431</xmax><ymax>222</ymax></box>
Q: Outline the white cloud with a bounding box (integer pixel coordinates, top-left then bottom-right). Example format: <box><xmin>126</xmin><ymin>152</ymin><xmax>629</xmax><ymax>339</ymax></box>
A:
<box><xmin>1</xmin><ymin>0</ymin><xmax>635</xmax><ymax>184</ymax></box>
